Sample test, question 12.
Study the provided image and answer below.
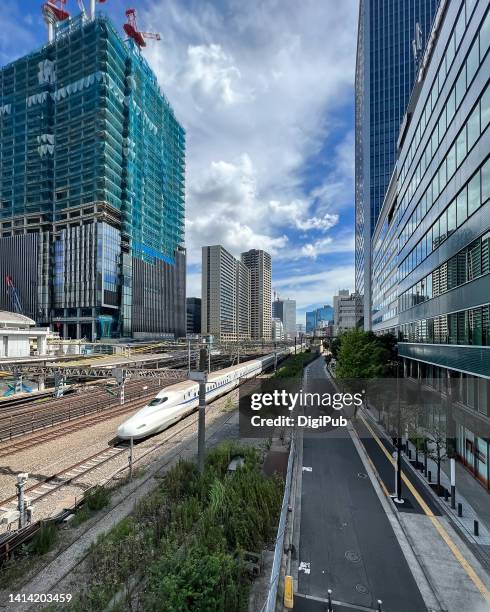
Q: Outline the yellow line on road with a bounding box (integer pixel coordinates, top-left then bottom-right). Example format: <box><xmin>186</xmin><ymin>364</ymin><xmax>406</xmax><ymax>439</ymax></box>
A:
<box><xmin>359</xmin><ymin>413</ymin><xmax>490</xmax><ymax>603</ymax></box>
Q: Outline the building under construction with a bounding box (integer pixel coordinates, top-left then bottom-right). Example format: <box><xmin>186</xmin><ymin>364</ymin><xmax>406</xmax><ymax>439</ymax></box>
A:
<box><xmin>0</xmin><ymin>4</ymin><xmax>186</xmax><ymax>339</ymax></box>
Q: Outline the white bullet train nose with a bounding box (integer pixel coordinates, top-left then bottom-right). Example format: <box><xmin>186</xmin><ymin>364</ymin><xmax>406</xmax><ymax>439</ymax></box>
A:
<box><xmin>117</xmin><ymin>420</ymin><xmax>147</xmax><ymax>440</ymax></box>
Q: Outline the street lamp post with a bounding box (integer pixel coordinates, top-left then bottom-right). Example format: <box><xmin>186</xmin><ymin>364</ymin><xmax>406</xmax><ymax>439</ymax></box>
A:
<box><xmin>392</xmin><ymin>360</ymin><xmax>404</xmax><ymax>504</ymax></box>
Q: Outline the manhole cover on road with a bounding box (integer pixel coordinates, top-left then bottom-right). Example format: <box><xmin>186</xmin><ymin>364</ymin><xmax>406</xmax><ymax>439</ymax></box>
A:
<box><xmin>355</xmin><ymin>583</ymin><xmax>369</xmax><ymax>594</ymax></box>
<box><xmin>345</xmin><ymin>550</ymin><xmax>361</xmax><ymax>563</ymax></box>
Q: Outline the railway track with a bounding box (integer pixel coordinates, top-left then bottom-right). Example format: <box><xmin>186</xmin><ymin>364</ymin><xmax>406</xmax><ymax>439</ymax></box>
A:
<box><xmin>0</xmin><ymin>381</ymin><xmax>166</xmax><ymax>444</ymax></box>
<box><xmin>0</xmin><ymin>396</ymin><xmax>152</xmax><ymax>458</ymax></box>
<box><xmin>0</xmin><ymin>402</ymin><xmax>229</xmax><ymax>514</ymax></box>
<box><xmin>0</xmin><ymin>446</ymin><xmax>126</xmax><ymax>509</ymax></box>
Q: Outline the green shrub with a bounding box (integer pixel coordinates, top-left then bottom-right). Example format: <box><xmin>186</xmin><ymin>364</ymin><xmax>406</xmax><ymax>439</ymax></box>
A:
<box><xmin>29</xmin><ymin>522</ymin><xmax>58</xmax><ymax>555</ymax></box>
<box><xmin>84</xmin><ymin>486</ymin><xmax>110</xmax><ymax>511</ymax></box>
<box><xmin>144</xmin><ymin>545</ymin><xmax>246</xmax><ymax>612</ymax></box>
<box><xmin>70</xmin><ymin>443</ymin><xmax>283</xmax><ymax>612</ymax></box>
<box><xmin>273</xmin><ymin>352</ymin><xmax>316</xmax><ymax>379</ymax></box>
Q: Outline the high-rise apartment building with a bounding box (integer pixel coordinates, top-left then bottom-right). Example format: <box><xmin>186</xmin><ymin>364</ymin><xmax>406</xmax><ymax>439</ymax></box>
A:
<box><xmin>241</xmin><ymin>249</ymin><xmax>272</xmax><ymax>340</ymax></box>
<box><xmin>201</xmin><ymin>246</ymin><xmax>250</xmax><ymax>342</ymax></box>
<box><xmin>371</xmin><ymin>0</ymin><xmax>490</xmax><ymax>488</ymax></box>
<box><xmin>0</xmin><ymin>12</ymin><xmax>185</xmax><ymax>340</ymax></box>
<box><xmin>355</xmin><ymin>0</ymin><xmax>439</xmax><ymax>327</ymax></box>
<box><xmin>272</xmin><ymin>297</ymin><xmax>296</xmax><ymax>339</ymax></box>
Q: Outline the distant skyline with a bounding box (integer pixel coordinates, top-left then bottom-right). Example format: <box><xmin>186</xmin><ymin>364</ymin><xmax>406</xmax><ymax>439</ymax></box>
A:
<box><xmin>5</xmin><ymin>0</ymin><xmax>358</xmax><ymax>319</ymax></box>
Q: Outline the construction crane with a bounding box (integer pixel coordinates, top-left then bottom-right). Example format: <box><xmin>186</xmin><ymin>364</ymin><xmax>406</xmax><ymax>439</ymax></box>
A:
<box><xmin>5</xmin><ymin>276</ymin><xmax>23</xmax><ymax>315</ymax></box>
<box><xmin>123</xmin><ymin>8</ymin><xmax>161</xmax><ymax>48</ymax></box>
<box><xmin>42</xmin><ymin>0</ymin><xmax>70</xmax><ymax>42</ymax></box>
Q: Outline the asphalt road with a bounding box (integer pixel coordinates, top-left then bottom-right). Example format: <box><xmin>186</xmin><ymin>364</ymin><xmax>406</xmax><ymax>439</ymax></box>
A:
<box><xmin>296</xmin><ymin>357</ymin><xmax>426</xmax><ymax>612</ymax></box>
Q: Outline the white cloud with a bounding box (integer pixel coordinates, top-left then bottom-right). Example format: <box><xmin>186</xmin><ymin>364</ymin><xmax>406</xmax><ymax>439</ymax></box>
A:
<box><xmin>142</xmin><ymin>0</ymin><xmax>358</xmax><ymax>267</ymax></box>
<box><xmin>181</xmin><ymin>44</ymin><xmax>251</xmax><ymax>107</ymax></box>
<box><xmin>268</xmin><ymin>200</ymin><xmax>338</xmax><ymax>232</ymax></box>
<box><xmin>299</xmin><ymin>233</ymin><xmax>355</xmax><ymax>259</ymax></box>
<box><xmin>274</xmin><ymin>264</ymin><xmax>355</xmax><ymax>314</ymax></box>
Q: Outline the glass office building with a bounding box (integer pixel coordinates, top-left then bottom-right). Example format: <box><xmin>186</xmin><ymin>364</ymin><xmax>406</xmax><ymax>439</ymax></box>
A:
<box><xmin>355</xmin><ymin>0</ymin><xmax>439</xmax><ymax>326</ymax></box>
<box><xmin>372</xmin><ymin>0</ymin><xmax>490</xmax><ymax>489</ymax></box>
<box><xmin>0</xmin><ymin>13</ymin><xmax>186</xmax><ymax>339</ymax></box>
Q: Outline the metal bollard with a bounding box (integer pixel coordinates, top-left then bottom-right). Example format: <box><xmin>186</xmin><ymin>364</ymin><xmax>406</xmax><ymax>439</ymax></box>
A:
<box><xmin>428</xmin><ymin>470</ymin><xmax>432</xmax><ymax>483</ymax></box>
<box><xmin>474</xmin><ymin>520</ymin><xmax>479</xmax><ymax>537</ymax></box>
<box><xmin>327</xmin><ymin>589</ymin><xmax>333</xmax><ymax>612</ymax></box>
<box><xmin>444</xmin><ymin>489</ymin><xmax>448</xmax><ymax>502</ymax></box>
<box><xmin>377</xmin><ymin>600</ymin><xmax>383</xmax><ymax>612</ymax></box>
<box><xmin>408</xmin><ymin>449</ymin><xmax>412</xmax><ymax>459</ymax></box>
<box><xmin>458</xmin><ymin>502</ymin><xmax>462</xmax><ymax>517</ymax></box>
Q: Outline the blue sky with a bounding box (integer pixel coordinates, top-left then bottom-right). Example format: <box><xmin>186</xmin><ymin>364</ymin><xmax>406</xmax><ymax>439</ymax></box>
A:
<box><xmin>3</xmin><ymin>0</ymin><xmax>358</xmax><ymax>324</ymax></box>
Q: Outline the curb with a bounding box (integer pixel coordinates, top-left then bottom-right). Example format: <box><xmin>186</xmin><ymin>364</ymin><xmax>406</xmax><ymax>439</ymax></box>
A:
<box><xmin>360</xmin><ymin>407</ymin><xmax>490</xmax><ymax>573</ymax></box>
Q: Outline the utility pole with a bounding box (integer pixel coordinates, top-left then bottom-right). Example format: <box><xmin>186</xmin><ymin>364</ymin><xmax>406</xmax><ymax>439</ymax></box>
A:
<box><xmin>187</xmin><ymin>339</ymin><xmax>191</xmax><ymax>374</ymax></box>
<box><xmin>16</xmin><ymin>473</ymin><xmax>28</xmax><ymax>529</ymax></box>
<box><xmin>129</xmin><ymin>436</ymin><xmax>134</xmax><ymax>481</ymax></box>
<box><xmin>190</xmin><ymin>347</ymin><xmax>209</xmax><ymax>473</ymax></box>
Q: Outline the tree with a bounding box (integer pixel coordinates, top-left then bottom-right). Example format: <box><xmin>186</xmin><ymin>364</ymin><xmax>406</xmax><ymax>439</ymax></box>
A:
<box><xmin>424</xmin><ymin>402</ymin><xmax>448</xmax><ymax>494</ymax></box>
<box><xmin>330</xmin><ymin>334</ymin><xmax>343</xmax><ymax>360</ymax></box>
<box><xmin>335</xmin><ymin>328</ymin><xmax>390</xmax><ymax>380</ymax></box>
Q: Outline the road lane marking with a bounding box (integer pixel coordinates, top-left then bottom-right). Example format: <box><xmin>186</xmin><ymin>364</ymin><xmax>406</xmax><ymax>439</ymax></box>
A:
<box><xmin>295</xmin><ymin>592</ymin><xmax>379</xmax><ymax>612</ymax></box>
<box><xmin>359</xmin><ymin>413</ymin><xmax>490</xmax><ymax>603</ymax></box>
<box><xmin>302</xmin><ymin>466</ymin><xmax>312</xmax><ymax>472</ymax></box>
<box><xmin>298</xmin><ymin>561</ymin><xmax>311</xmax><ymax>574</ymax></box>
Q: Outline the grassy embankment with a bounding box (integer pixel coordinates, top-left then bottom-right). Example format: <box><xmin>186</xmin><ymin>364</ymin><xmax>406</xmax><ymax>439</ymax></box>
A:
<box><xmin>62</xmin><ymin>442</ymin><xmax>283</xmax><ymax>612</ymax></box>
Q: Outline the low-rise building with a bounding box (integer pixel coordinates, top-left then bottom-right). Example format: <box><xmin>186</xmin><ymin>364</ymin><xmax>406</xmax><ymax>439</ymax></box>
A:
<box><xmin>272</xmin><ymin>317</ymin><xmax>284</xmax><ymax>341</ymax></box>
<box><xmin>333</xmin><ymin>290</ymin><xmax>363</xmax><ymax>335</ymax></box>
<box><xmin>0</xmin><ymin>311</ymin><xmax>49</xmax><ymax>357</ymax></box>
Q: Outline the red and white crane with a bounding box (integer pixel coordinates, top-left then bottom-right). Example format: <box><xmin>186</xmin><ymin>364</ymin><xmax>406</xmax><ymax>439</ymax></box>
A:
<box><xmin>42</xmin><ymin>0</ymin><xmax>70</xmax><ymax>42</ymax></box>
<box><xmin>123</xmin><ymin>8</ymin><xmax>161</xmax><ymax>48</ymax></box>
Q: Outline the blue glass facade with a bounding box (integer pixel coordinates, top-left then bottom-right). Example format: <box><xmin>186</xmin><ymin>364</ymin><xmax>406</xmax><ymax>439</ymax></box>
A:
<box><xmin>371</xmin><ymin>0</ymin><xmax>490</xmax><ymax>488</ymax></box>
<box><xmin>355</xmin><ymin>0</ymin><xmax>439</xmax><ymax>326</ymax></box>
<box><xmin>305</xmin><ymin>305</ymin><xmax>333</xmax><ymax>334</ymax></box>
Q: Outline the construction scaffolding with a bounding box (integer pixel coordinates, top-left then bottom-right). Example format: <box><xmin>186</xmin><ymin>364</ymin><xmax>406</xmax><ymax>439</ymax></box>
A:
<box><xmin>0</xmin><ymin>12</ymin><xmax>186</xmax><ymax>338</ymax></box>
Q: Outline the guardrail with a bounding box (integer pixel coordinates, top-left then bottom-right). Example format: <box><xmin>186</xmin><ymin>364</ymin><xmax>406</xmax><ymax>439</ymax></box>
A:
<box><xmin>264</xmin><ymin>434</ymin><xmax>296</xmax><ymax>612</ymax></box>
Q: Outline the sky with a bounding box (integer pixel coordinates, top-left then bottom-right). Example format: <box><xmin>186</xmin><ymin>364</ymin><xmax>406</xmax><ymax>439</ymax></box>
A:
<box><xmin>3</xmin><ymin>0</ymin><xmax>359</xmax><ymax>324</ymax></box>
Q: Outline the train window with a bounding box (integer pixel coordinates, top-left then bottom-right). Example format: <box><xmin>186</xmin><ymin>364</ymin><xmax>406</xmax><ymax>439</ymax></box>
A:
<box><xmin>148</xmin><ymin>397</ymin><xmax>168</xmax><ymax>406</ymax></box>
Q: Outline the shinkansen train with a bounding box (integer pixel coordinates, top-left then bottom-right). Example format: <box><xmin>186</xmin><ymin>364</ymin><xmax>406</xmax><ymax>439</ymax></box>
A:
<box><xmin>117</xmin><ymin>347</ymin><xmax>300</xmax><ymax>440</ymax></box>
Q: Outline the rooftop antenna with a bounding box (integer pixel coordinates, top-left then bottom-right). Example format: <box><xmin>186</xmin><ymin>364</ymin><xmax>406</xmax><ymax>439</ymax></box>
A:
<box><xmin>123</xmin><ymin>8</ymin><xmax>161</xmax><ymax>48</ymax></box>
<box><xmin>42</xmin><ymin>0</ymin><xmax>70</xmax><ymax>43</ymax></box>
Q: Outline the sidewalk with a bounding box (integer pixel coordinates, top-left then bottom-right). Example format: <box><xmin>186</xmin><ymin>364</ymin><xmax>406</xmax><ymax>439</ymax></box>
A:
<box><xmin>364</xmin><ymin>405</ymin><xmax>490</xmax><ymax>567</ymax></box>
